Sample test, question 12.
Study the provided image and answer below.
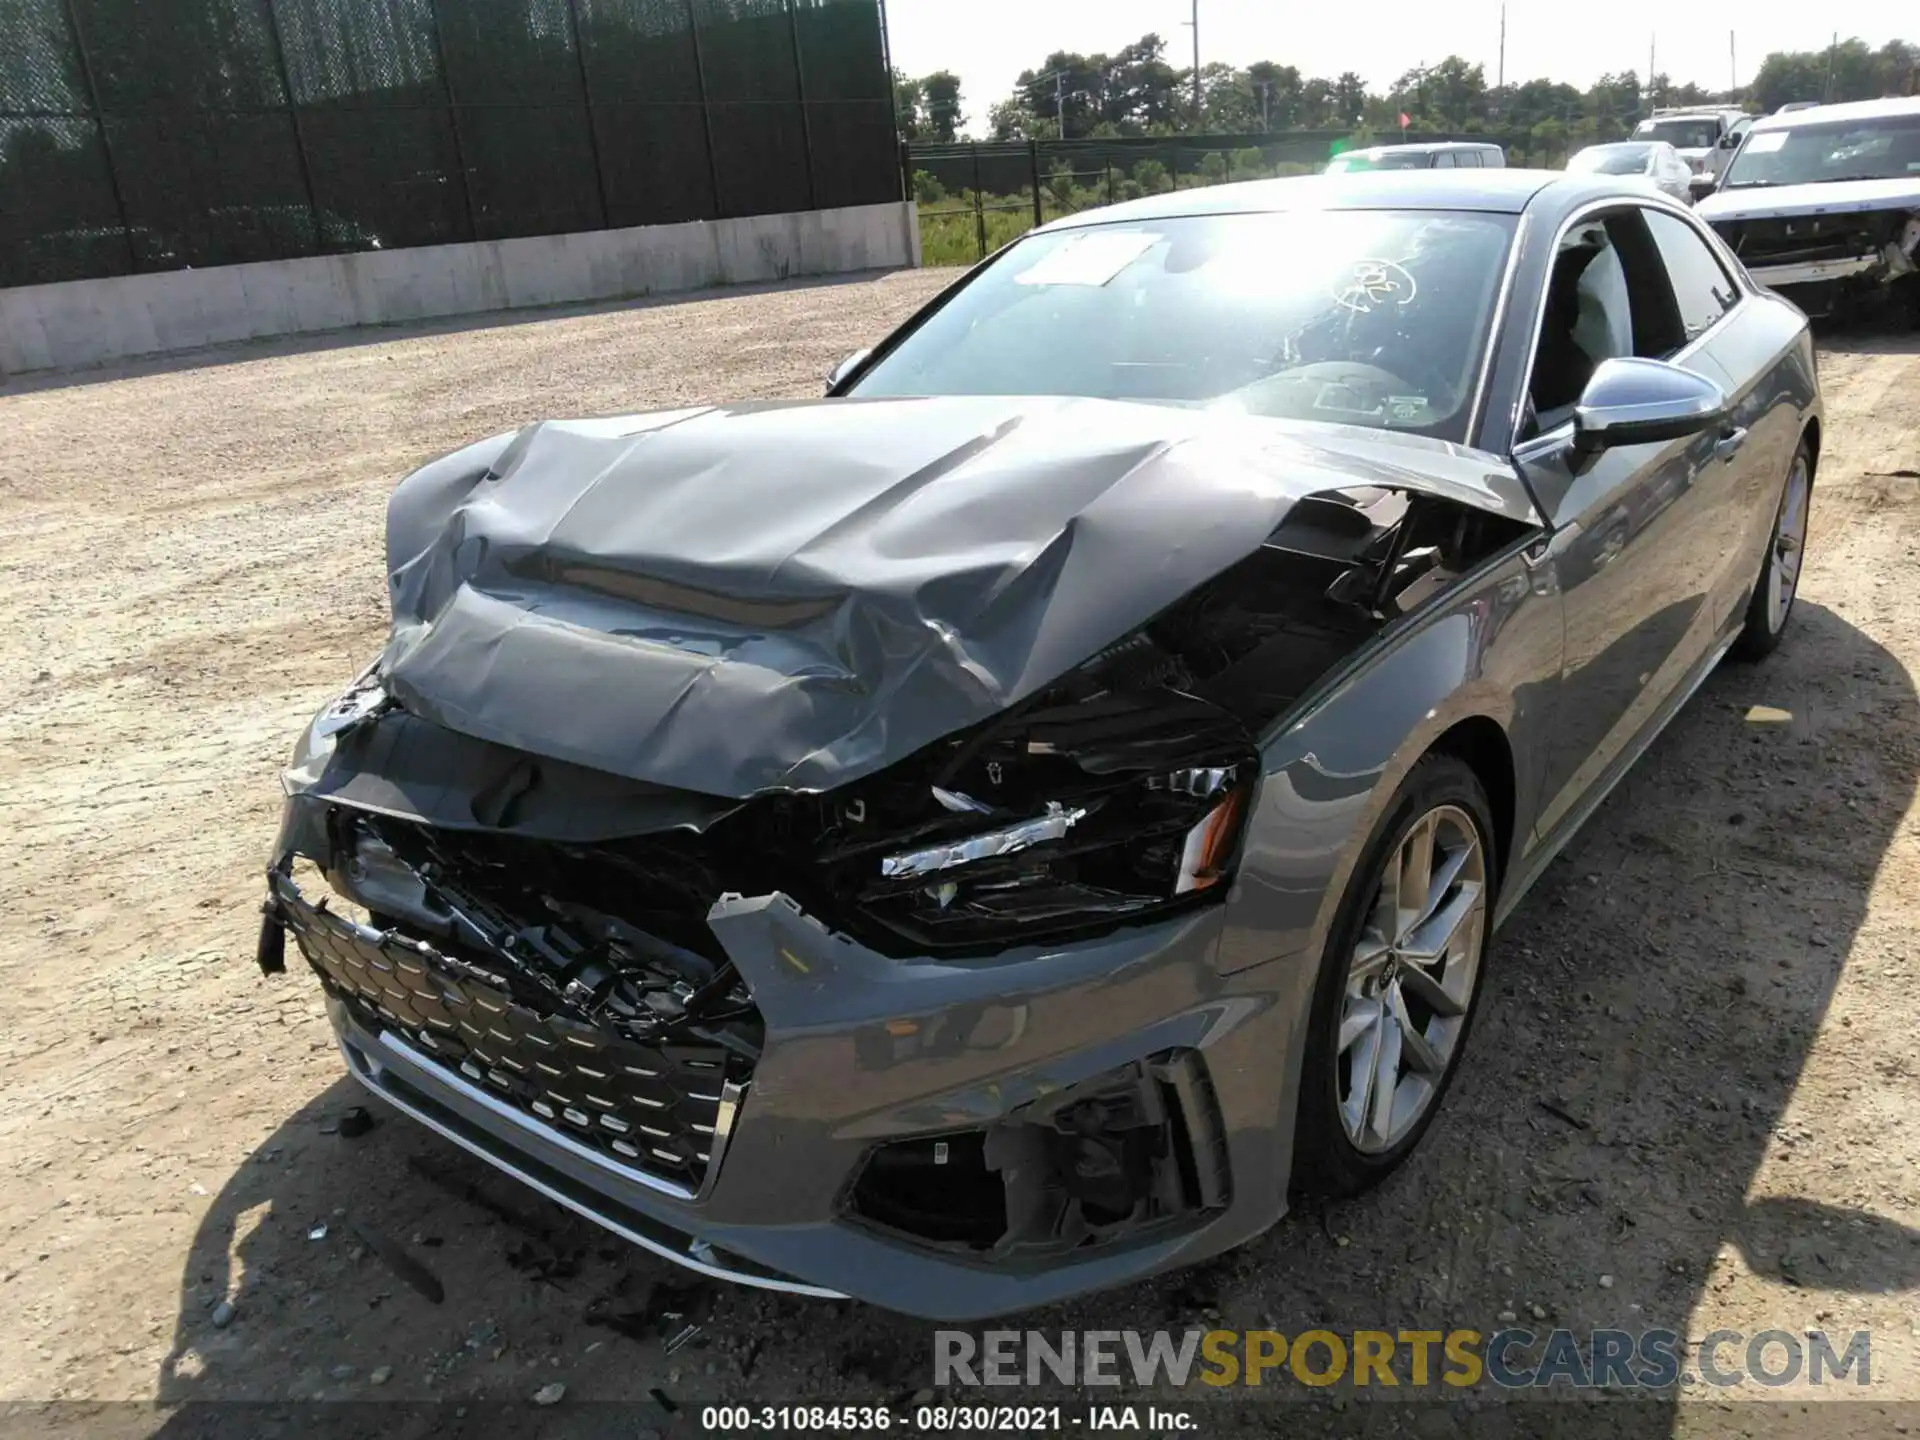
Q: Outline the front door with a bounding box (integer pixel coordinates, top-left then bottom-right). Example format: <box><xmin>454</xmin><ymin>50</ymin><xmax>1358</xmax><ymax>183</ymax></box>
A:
<box><xmin>1513</xmin><ymin>207</ymin><xmax>1742</xmax><ymax>840</ymax></box>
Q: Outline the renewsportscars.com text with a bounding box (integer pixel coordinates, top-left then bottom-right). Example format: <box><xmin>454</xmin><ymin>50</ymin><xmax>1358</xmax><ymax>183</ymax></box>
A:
<box><xmin>935</xmin><ymin>1328</ymin><xmax>1872</xmax><ymax>1390</ymax></box>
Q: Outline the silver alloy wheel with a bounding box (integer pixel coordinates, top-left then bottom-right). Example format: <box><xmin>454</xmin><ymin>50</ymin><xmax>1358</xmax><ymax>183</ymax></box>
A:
<box><xmin>1337</xmin><ymin>804</ymin><xmax>1488</xmax><ymax>1153</ymax></box>
<box><xmin>1767</xmin><ymin>454</ymin><xmax>1811</xmax><ymax>634</ymax></box>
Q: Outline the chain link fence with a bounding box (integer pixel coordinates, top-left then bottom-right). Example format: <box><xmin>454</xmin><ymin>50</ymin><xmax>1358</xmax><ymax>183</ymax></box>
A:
<box><xmin>907</xmin><ymin>132</ymin><xmax>1575</xmax><ymax>265</ymax></box>
<box><xmin>1</xmin><ymin>0</ymin><xmax>899</xmax><ymax>288</ymax></box>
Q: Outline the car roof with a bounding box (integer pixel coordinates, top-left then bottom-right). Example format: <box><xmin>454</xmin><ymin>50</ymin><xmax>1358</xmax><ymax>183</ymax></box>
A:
<box><xmin>1749</xmin><ymin>94</ymin><xmax>1920</xmax><ymax>131</ymax></box>
<box><xmin>1353</xmin><ymin>141</ymin><xmax>1502</xmax><ymax>154</ymax></box>
<box><xmin>1038</xmin><ymin>169</ymin><xmax>1630</xmax><ymax>230</ymax></box>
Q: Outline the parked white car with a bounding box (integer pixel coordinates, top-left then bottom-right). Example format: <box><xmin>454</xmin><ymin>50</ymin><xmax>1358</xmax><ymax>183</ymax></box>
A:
<box><xmin>1566</xmin><ymin>141</ymin><xmax>1696</xmax><ymax>203</ymax></box>
<box><xmin>1632</xmin><ymin>108</ymin><xmax>1755</xmax><ymax>194</ymax></box>
<box><xmin>1323</xmin><ymin>142</ymin><xmax>1507</xmax><ymax>172</ymax></box>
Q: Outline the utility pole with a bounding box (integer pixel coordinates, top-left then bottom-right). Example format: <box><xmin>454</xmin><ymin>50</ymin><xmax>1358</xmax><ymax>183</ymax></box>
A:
<box><xmin>1648</xmin><ymin>33</ymin><xmax>1656</xmax><ymax>114</ymax></box>
<box><xmin>1497</xmin><ymin>5</ymin><xmax>1505</xmax><ymax>90</ymax></box>
<box><xmin>1824</xmin><ymin>31</ymin><xmax>1838</xmax><ymax>102</ymax></box>
<box><xmin>1184</xmin><ymin>0</ymin><xmax>1201</xmax><ymax>128</ymax></box>
<box><xmin>1728</xmin><ymin>31</ymin><xmax>1737</xmax><ymax>100</ymax></box>
<box><xmin>1255</xmin><ymin>79</ymin><xmax>1272</xmax><ymax>131</ymax></box>
<box><xmin>1055</xmin><ymin>70</ymin><xmax>1066</xmax><ymax>139</ymax></box>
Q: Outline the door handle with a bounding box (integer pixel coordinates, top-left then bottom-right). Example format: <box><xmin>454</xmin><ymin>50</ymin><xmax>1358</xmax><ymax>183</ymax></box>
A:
<box><xmin>1713</xmin><ymin>426</ymin><xmax>1749</xmax><ymax>463</ymax></box>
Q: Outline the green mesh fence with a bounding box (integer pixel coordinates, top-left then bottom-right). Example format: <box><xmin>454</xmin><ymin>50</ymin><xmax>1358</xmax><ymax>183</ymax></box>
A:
<box><xmin>0</xmin><ymin>0</ymin><xmax>899</xmax><ymax>287</ymax></box>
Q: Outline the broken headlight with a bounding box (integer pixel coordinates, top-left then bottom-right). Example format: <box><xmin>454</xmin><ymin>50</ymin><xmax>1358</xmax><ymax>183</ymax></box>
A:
<box><xmin>806</xmin><ymin>691</ymin><xmax>1257</xmax><ymax>955</ymax></box>
<box><xmin>281</xmin><ymin>663</ymin><xmax>390</xmax><ymax>796</ymax></box>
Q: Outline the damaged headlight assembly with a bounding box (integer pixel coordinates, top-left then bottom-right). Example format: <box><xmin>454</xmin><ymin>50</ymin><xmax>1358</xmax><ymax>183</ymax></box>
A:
<box><xmin>804</xmin><ymin>683</ymin><xmax>1260</xmax><ymax>956</ymax></box>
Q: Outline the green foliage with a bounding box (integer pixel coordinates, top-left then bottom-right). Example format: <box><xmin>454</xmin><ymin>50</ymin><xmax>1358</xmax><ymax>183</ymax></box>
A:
<box><xmin>911</xmin><ymin>170</ymin><xmax>947</xmax><ymax>206</ymax></box>
<box><xmin>1132</xmin><ymin>159</ymin><xmax>1170</xmax><ymax>194</ymax></box>
<box><xmin>910</xmin><ymin>29</ymin><xmax>1920</xmax><ymax>269</ymax></box>
<box><xmin>1751</xmin><ymin>38</ymin><xmax>1918</xmax><ymax>111</ymax></box>
<box><xmin>896</xmin><ymin>68</ymin><xmax>966</xmax><ymax>143</ymax></box>
<box><xmin>972</xmin><ymin>33</ymin><xmax>1917</xmax><ymax>148</ymax></box>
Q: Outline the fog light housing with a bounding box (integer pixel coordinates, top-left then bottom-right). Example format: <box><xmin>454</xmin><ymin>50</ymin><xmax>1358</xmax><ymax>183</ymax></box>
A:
<box><xmin>844</xmin><ymin>1049</ymin><xmax>1228</xmax><ymax>1257</ymax></box>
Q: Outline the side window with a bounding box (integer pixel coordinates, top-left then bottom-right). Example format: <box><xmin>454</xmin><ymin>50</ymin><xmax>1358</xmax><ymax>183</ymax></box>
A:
<box><xmin>1642</xmin><ymin>209</ymin><xmax>1740</xmax><ymax>344</ymax></box>
<box><xmin>1457</xmin><ymin>151</ymin><xmax>1481</xmax><ymax>168</ymax></box>
<box><xmin>1432</xmin><ymin>152</ymin><xmax>1455</xmax><ymax>169</ymax></box>
<box><xmin>1522</xmin><ymin>209</ymin><xmax>1686</xmax><ymax>437</ymax></box>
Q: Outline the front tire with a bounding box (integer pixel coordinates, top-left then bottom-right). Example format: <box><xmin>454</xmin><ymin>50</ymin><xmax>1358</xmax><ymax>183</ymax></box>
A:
<box><xmin>1730</xmin><ymin>441</ymin><xmax>1812</xmax><ymax>662</ymax></box>
<box><xmin>1291</xmin><ymin>754</ymin><xmax>1496</xmax><ymax>1198</ymax></box>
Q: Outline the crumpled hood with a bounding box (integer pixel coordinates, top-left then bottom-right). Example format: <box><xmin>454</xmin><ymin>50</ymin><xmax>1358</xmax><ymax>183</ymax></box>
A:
<box><xmin>378</xmin><ymin>395</ymin><xmax>1535</xmax><ymax>800</ymax></box>
<box><xmin>1699</xmin><ymin>176</ymin><xmax>1920</xmax><ymax>223</ymax></box>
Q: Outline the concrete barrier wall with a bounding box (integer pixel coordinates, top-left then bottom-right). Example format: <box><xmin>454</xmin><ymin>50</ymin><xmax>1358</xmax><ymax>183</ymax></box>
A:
<box><xmin>1</xmin><ymin>200</ymin><xmax>920</xmax><ymax>375</ymax></box>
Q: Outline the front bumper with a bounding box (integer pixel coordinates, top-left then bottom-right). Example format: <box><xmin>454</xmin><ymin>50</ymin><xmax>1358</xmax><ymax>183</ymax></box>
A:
<box><xmin>282</xmin><ymin>869</ymin><xmax>1307</xmax><ymax>1319</ymax></box>
<box><xmin>1748</xmin><ymin>253</ymin><xmax>1883</xmax><ymax>288</ymax></box>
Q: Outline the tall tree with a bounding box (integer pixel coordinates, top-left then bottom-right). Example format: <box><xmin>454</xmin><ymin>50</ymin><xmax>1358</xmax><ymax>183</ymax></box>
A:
<box><xmin>920</xmin><ymin>70</ymin><xmax>965</xmax><ymax>143</ymax></box>
<box><xmin>1333</xmin><ymin>72</ymin><xmax>1368</xmax><ymax>127</ymax></box>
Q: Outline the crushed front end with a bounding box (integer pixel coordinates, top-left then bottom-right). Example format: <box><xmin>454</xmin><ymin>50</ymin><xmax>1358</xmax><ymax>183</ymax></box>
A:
<box><xmin>1712</xmin><ymin>207</ymin><xmax>1920</xmax><ymax>318</ymax></box>
<box><xmin>257</xmin><ymin>667</ymin><xmax>1277</xmax><ymax>1314</ymax></box>
<box><xmin>256</xmin><ymin>398</ymin><xmax>1538</xmax><ymax>1315</ymax></box>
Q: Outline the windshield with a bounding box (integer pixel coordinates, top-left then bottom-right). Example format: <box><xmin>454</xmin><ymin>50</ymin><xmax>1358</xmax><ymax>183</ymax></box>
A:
<box><xmin>845</xmin><ymin>210</ymin><xmax>1517</xmax><ymax>442</ymax></box>
<box><xmin>1723</xmin><ymin>112</ymin><xmax>1920</xmax><ymax>187</ymax></box>
<box><xmin>1635</xmin><ymin>118</ymin><xmax>1721</xmax><ymax>150</ymax></box>
<box><xmin>1570</xmin><ymin>144</ymin><xmax>1653</xmax><ymax>175</ymax></box>
<box><xmin>1325</xmin><ymin>149</ymin><xmax>1434</xmax><ymax>172</ymax></box>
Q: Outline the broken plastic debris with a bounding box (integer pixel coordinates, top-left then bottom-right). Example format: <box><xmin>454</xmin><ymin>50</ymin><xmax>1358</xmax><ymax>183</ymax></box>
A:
<box><xmin>664</xmin><ymin>1323</ymin><xmax>701</xmax><ymax>1355</ymax></box>
<box><xmin>336</xmin><ymin>1105</ymin><xmax>375</xmax><ymax>1138</ymax></box>
<box><xmin>1745</xmin><ymin>705</ymin><xmax>1792</xmax><ymax>725</ymax></box>
<box><xmin>308</xmin><ymin>1223</ymin><xmax>328</xmax><ymax>1241</ymax></box>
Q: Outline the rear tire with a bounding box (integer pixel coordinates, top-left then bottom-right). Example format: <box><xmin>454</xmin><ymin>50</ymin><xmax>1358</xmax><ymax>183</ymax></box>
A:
<box><xmin>1730</xmin><ymin>440</ymin><xmax>1812</xmax><ymax>663</ymax></box>
<box><xmin>1291</xmin><ymin>754</ymin><xmax>1496</xmax><ymax>1198</ymax></box>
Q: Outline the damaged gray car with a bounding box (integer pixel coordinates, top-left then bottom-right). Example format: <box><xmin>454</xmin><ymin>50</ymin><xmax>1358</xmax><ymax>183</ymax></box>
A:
<box><xmin>259</xmin><ymin>170</ymin><xmax>1823</xmax><ymax>1319</ymax></box>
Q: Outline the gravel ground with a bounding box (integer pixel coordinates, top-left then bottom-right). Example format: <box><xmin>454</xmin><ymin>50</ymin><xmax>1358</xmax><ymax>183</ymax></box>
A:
<box><xmin>1</xmin><ymin>273</ymin><xmax>1917</xmax><ymax>1438</ymax></box>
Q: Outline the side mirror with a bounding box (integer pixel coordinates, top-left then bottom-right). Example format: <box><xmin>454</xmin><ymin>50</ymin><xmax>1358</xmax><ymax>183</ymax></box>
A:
<box><xmin>825</xmin><ymin>347</ymin><xmax>871</xmax><ymax>394</ymax></box>
<box><xmin>1689</xmin><ymin>174</ymin><xmax>1719</xmax><ymax>198</ymax></box>
<box><xmin>1572</xmin><ymin>357</ymin><xmax>1729</xmax><ymax>456</ymax></box>
<box><xmin>1718</xmin><ymin>133</ymin><xmax>1740</xmax><ymax>149</ymax></box>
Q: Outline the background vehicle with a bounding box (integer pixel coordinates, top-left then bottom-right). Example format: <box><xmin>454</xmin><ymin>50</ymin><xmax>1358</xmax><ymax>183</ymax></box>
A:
<box><xmin>1633</xmin><ymin>108</ymin><xmax>1756</xmax><ymax>194</ymax></box>
<box><xmin>1776</xmin><ymin>100</ymin><xmax>1822</xmax><ymax>115</ymax></box>
<box><xmin>1325</xmin><ymin>141</ymin><xmax>1507</xmax><ymax>172</ymax></box>
<box><xmin>1696</xmin><ymin>96</ymin><xmax>1920</xmax><ymax>318</ymax></box>
<box><xmin>261</xmin><ymin>170</ymin><xmax>1821</xmax><ymax>1319</ymax></box>
<box><xmin>1567</xmin><ymin>141</ymin><xmax>1696</xmax><ymax>203</ymax></box>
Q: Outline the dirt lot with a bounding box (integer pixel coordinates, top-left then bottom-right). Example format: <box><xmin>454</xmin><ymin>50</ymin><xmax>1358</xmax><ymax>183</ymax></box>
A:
<box><xmin>2</xmin><ymin>273</ymin><xmax>1918</xmax><ymax>1436</ymax></box>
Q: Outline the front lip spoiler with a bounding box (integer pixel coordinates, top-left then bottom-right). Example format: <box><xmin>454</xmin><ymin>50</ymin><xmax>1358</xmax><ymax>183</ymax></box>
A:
<box><xmin>337</xmin><ymin>1023</ymin><xmax>845</xmax><ymax>1301</ymax></box>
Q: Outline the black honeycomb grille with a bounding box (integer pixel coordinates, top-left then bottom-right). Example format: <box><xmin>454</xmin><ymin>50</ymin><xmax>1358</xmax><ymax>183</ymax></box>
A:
<box><xmin>281</xmin><ymin>886</ymin><xmax>738</xmax><ymax>1193</ymax></box>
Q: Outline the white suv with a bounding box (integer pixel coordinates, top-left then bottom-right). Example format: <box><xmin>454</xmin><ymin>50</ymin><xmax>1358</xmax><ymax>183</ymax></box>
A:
<box><xmin>1632</xmin><ymin>109</ymin><xmax>1755</xmax><ymax>192</ymax></box>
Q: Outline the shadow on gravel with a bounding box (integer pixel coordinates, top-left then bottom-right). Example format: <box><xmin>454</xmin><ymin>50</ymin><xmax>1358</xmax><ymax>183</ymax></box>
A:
<box><xmin>1810</xmin><ymin>316</ymin><xmax>1920</xmax><ymax>358</ymax></box>
<box><xmin>0</xmin><ymin>268</ymin><xmax>918</xmax><ymax>398</ymax></box>
<box><xmin>150</xmin><ymin>599</ymin><xmax>1919</xmax><ymax>1438</ymax></box>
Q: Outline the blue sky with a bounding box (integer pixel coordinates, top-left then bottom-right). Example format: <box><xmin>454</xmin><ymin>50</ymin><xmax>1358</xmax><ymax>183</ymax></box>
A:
<box><xmin>885</xmin><ymin>0</ymin><xmax>1914</xmax><ymax>135</ymax></box>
